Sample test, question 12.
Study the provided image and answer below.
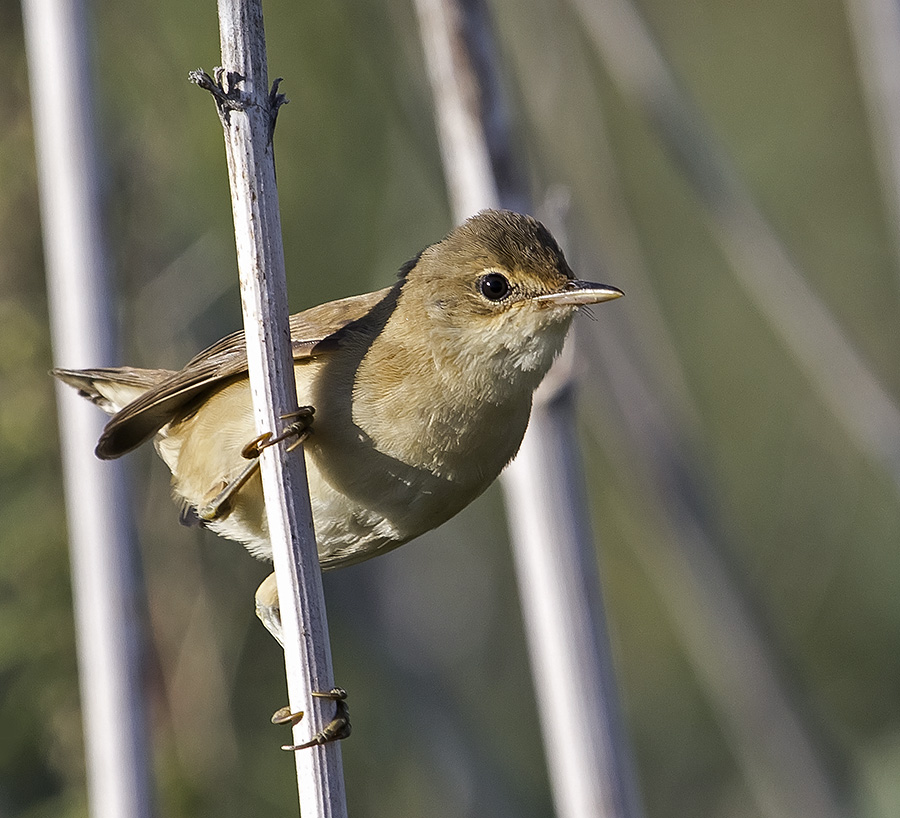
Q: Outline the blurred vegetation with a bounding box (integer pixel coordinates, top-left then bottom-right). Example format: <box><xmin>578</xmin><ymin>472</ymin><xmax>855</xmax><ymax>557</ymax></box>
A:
<box><xmin>3</xmin><ymin>0</ymin><xmax>900</xmax><ymax>815</ymax></box>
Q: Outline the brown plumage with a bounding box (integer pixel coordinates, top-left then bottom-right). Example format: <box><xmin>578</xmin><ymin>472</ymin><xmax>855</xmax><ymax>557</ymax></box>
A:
<box><xmin>54</xmin><ymin>210</ymin><xmax>622</xmax><ymax>570</ymax></box>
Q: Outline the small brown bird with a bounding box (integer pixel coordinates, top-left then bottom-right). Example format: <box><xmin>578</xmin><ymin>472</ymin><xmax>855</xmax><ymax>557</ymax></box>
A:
<box><xmin>55</xmin><ymin>210</ymin><xmax>622</xmax><ymax>575</ymax></box>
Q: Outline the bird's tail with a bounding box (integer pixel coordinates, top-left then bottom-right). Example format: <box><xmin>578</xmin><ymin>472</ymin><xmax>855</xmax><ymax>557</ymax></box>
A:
<box><xmin>52</xmin><ymin>367</ymin><xmax>176</xmax><ymax>416</ymax></box>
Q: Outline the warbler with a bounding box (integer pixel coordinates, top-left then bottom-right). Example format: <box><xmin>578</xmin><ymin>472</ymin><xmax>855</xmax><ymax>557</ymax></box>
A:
<box><xmin>54</xmin><ymin>209</ymin><xmax>622</xmax><ymax>571</ymax></box>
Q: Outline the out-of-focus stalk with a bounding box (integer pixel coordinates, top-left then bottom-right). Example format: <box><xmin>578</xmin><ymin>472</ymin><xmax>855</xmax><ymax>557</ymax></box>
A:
<box><xmin>413</xmin><ymin>0</ymin><xmax>643</xmax><ymax>815</ymax></box>
<box><xmin>23</xmin><ymin>0</ymin><xmax>153</xmax><ymax>814</ymax></box>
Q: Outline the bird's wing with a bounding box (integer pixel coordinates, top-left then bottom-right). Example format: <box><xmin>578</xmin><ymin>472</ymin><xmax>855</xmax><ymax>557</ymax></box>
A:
<box><xmin>53</xmin><ymin>366</ymin><xmax>179</xmax><ymax>415</ymax></box>
<box><xmin>93</xmin><ymin>286</ymin><xmax>394</xmax><ymax>459</ymax></box>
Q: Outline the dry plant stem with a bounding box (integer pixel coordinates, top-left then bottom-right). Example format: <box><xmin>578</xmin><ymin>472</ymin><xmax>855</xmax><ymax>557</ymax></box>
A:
<box><xmin>845</xmin><ymin>0</ymin><xmax>900</xmax><ymax>285</ymax></box>
<box><xmin>583</xmin><ymin>317</ymin><xmax>849</xmax><ymax>818</ymax></box>
<box><xmin>413</xmin><ymin>0</ymin><xmax>643</xmax><ymax>815</ymax></box>
<box><xmin>571</xmin><ymin>0</ymin><xmax>900</xmax><ymax>485</ymax></box>
<box><xmin>198</xmin><ymin>0</ymin><xmax>347</xmax><ymax>815</ymax></box>
<box><xmin>22</xmin><ymin>0</ymin><xmax>153</xmax><ymax>815</ymax></box>
<box><xmin>505</xmin><ymin>374</ymin><xmax>643</xmax><ymax>818</ymax></box>
<box><xmin>413</xmin><ymin>0</ymin><xmax>499</xmax><ymax>213</ymax></box>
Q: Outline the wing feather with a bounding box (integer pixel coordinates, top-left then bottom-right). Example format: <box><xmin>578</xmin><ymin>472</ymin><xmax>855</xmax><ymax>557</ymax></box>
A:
<box><xmin>89</xmin><ymin>286</ymin><xmax>393</xmax><ymax>459</ymax></box>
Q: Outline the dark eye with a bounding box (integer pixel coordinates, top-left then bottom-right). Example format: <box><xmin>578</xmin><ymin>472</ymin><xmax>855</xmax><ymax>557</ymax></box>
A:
<box><xmin>478</xmin><ymin>272</ymin><xmax>511</xmax><ymax>301</ymax></box>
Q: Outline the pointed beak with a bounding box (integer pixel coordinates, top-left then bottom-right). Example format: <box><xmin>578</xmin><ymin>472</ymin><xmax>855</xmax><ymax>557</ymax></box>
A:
<box><xmin>534</xmin><ymin>280</ymin><xmax>624</xmax><ymax>307</ymax></box>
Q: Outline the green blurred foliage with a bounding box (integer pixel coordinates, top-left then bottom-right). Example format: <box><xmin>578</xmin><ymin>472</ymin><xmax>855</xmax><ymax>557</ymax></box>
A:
<box><xmin>4</xmin><ymin>0</ymin><xmax>900</xmax><ymax>815</ymax></box>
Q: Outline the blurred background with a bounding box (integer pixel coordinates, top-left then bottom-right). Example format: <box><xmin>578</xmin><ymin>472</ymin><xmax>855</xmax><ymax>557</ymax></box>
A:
<box><xmin>3</xmin><ymin>0</ymin><xmax>900</xmax><ymax>815</ymax></box>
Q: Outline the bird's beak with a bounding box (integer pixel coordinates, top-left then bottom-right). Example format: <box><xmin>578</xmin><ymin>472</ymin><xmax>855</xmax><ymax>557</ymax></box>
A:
<box><xmin>534</xmin><ymin>280</ymin><xmax>624</xmax><ymax>307</ymax></box>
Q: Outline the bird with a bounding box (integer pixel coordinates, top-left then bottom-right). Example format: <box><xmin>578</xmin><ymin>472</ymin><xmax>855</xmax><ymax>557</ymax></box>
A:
<box><xmin>54</xmin><ymin>208</ymin><xmax>621</xmax><ymax>599</ymax></box>
<box><xmin>54</xmin><ymin>208</ymin><xmax>622</xmax><ymax>748</ymax></box>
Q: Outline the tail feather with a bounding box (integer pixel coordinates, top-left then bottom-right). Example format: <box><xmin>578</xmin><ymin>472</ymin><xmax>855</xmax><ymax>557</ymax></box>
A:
<box><xmin>52</xmin><ymin>367</ymin><xmax>176</xmax><ymax>415</ymax></box>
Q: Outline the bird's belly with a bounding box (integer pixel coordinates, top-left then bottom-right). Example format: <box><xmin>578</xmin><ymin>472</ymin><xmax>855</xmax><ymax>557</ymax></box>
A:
<box><xmin>202</xmin><ymin>448</ymin><xmax>485</xmax><ymax>568</ymax></box>
<box><xmin>158</xmin><ymin>377</ymin><xmax>523</xmax><ymax>568</ymax></box>
<box><xmin>306</xmin><ymin>450</ymin><xmax>489</xmax><ymax>568</ymax></box>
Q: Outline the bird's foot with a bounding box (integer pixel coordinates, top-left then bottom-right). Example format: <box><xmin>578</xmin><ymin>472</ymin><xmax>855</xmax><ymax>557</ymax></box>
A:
<box><xmin>195</xmin><ymin>407</ymin><xmax>314</xmax><ymax>523</ymax></box>
<box><xmin>241</xmin><ymin>406</ymin><xmax>315</xmax><ymax>458</ymax></box>
<box><xmin>273</xmin><ymin>688</ymin><xmax>351</xmax><ymax>751</ymax></box>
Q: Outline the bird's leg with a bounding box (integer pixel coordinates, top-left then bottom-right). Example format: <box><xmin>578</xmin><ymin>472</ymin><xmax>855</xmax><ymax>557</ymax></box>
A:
<box><xmin>241</xmin><ymin>405</ymin><xmax>315</xmax><ymax>458</ymax></box>
<box><xmin>258</xmin><ymin>574</ymin><xmax>350</xmax><ymax>750</ymax></box>
<box><xmin>274</xmin><ymin>689</ymin><xmax>351</xmax><ymax>751</ymax></box>
<box><xmin>197</xmin><ymin>457</ymin><xmax>261</xmax><ymax>522</ymax></box>
<box><xmin>196</xmin><ymin>407</ymin><xmax>315</xmax><ymax>523</ymax></box>
<box><xmin>247</xmin><ymin>407</ymin><xmax>345</xmax><ymax>751</ymax></box>
<box><xmin>255</xmin><ymin>571</ymin><xmax>283</xmax><ymax>646</ymax></box>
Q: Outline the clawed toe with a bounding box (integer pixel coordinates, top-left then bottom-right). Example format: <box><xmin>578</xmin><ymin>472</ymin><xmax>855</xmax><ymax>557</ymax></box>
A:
<box><xmin>271</xmin><ymin>705</ymin><xmax>304</xmax><ymax>727</ymax></box>
<box><xmin>274</xmin><ymin>688</ymin><xmax>351</xmax><ymax>751</ymax></box>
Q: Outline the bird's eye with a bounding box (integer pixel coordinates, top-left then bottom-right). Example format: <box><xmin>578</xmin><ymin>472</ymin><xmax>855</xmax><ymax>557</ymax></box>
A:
<box><xmin>478</xmin><ymin>272</ymin><xmax>511</xmax><ymax>301</ymax></box>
